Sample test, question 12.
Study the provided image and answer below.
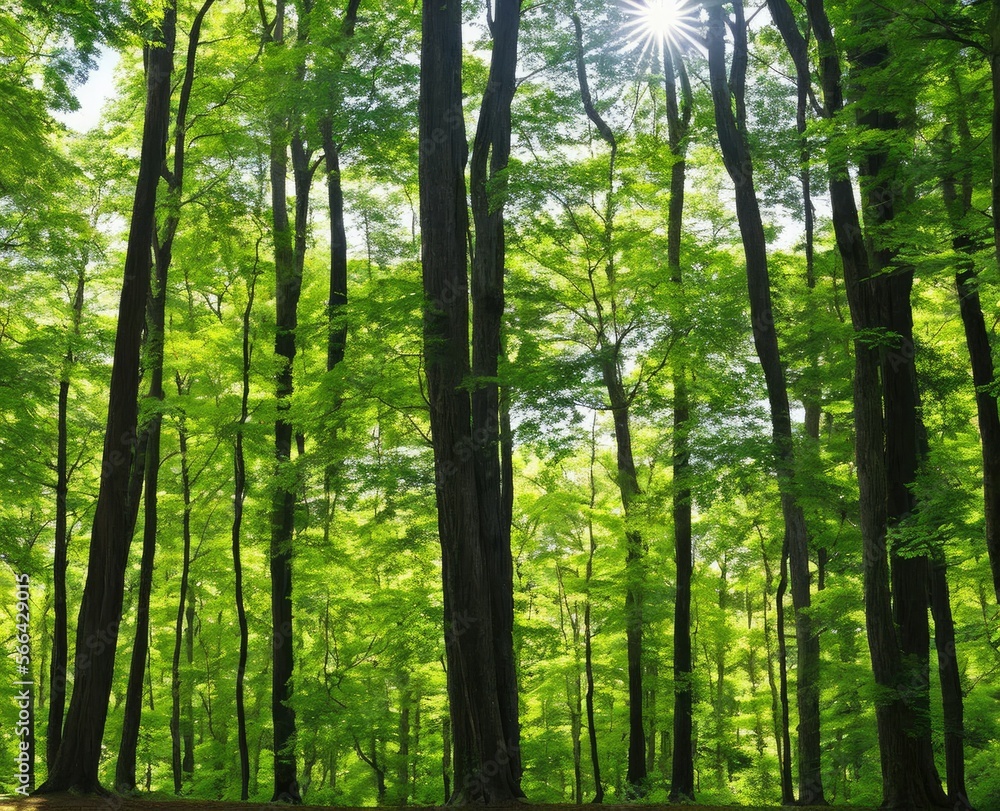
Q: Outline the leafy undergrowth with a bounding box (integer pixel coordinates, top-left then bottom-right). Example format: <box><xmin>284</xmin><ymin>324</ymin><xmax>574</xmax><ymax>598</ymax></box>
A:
<box><xmin>0</xmin><ymin>796</ymin><xmax>874</xmax><ymax>811</ymax></box>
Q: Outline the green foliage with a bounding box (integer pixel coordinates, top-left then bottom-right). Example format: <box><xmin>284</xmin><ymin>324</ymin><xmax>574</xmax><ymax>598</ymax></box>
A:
<box><xmin>1</xmin><ymin>0</ymin><xmax>999</xmax><ymax>805</ymax></box>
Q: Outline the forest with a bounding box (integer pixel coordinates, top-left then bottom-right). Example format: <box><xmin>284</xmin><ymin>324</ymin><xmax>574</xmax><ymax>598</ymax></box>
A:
<box><xmin>1</xmin><ymin>0</ymin><xmax>999</xmax><ymax>808</ymax></box>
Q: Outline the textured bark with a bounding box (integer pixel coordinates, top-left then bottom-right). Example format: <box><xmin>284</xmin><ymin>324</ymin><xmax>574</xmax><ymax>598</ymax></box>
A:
<box><xmin>802</xmin><ymin>1</ymin><xmax>951</xmax><ymax>805</ymax></box>
<box><xmin>35</xmin><ymin>3</ymin><xmax>175</xmax><ymax>792</ymax></box>
<box><xmin>706</xmin><ymin>6</ymin><xmax>823</xmax><ymax>802</ymax></box>
<box><xmin>469</xmin><ymin>0</ymin><xmax>522</xmax><ymax>788</ymax></box>
<box><xmin>420</xmin><ymin>0</ymin><xmax>519</xmax><ymax>801</ymax></box>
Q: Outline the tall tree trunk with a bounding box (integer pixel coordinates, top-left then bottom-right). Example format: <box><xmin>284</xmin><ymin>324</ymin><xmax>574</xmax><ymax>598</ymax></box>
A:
<box><xmin>662</xmin><ymin>42</ymin><xmax>695</xmax><ymax>805</ymax></box>
<box><xmin>799</xmin><ymin>1</ymin><xmax>951</xmax><ymax>805</ymax></box>
<box><xmin>48</xmin><ymin>268</ymin><xmax>84</xmax><ymax>771</ymax></box>
<box><xmin>946</xmin><ymin>36</ymin><xmax>1000</xmax><ymax>604</ymax></box>
<box><xmin>853</xmin><ymin>9</ymin><xmax>951</xmax><ymax>807</ymax></box>
<box><xmin>570</xmin><ymin>14</ymin><xmax>646</xmax><ymax>791</ymax></box>
<box><xmin>171</xmin><ymin>396</ymin><xmax>193</xmax><ymax>794</ymax></box>
<box><xmin>775</xmin><ymin>541</ymin><xmax>794</xmax><ymax>804</ymax></box>
<box><xmin>705</xmin><ymin>6</ymin><xmax>824</xmax><ymax>802</ymax></box>
<box><xmin>585</xmin><ymin>419</ymin><xmax>603</xmax><ymax>803</ymax></box>
<box><xmin>469</xmin><ymin>0</ymin><xmax>523</xmax><ymax>789</ymax></box>
<box><xmin>265</xmin><ymin>0</ymin><xmax>314</xmax><ymax>796</ymax></box>
<box><xmin>35</xmin><ymin>3</ymin><xmax>175</xmax><ymax>792</ymax></box>
<box><xmin>115</xmin><ymin>255</ymin><xmax>166</xmax><ymax>792</ymax></box>
<box><xmin>930</xmin><ymin>559</ymin><xmax>970</xmax><ymax>807</ymax></box>
<box><xmin>232</xmin><ymin>262</ymin><xmax>258</xmax><ymax>800</ymax></box>
<box><xmin>420</xmin><ymin>0</ymin><xmax>519</xmax><ymax>801</ymax></box>
<box><xmin>114</xmin><ymin>2</ymin><xmax>214</xmax><ymax>786</ymax></box>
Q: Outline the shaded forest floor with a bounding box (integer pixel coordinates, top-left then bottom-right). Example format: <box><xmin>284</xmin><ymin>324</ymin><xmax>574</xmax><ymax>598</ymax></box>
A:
<box><xmin>0</xmin><ymin>797</ymin><xmax>873</xmax><ymax>811</ymax></box>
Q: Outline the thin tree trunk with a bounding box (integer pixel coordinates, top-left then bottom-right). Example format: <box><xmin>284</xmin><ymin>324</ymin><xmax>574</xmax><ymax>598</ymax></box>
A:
<box><xmin>183</xmin><ymin>572</ymin><xmax>195</xmax><ymax>777</ymax></box>
<box><xmin>48</xmin><ymin>269</ymin><xmax>84</xmax><ymax>771</ymax></box>
<box><xmin>570</xmin><ymin>14</ymin><xmax>646</xmax><ymax>791</ymax></box>
<box><xmin>775</xmin><ymin>540</ymin><xmax>794</xmax><ymax>804</ymax></box>
<box><xmin>758</xmin><ymin>532</ymin><xmax>790</xmax><ymax>803</ymax></box>
<box><xmin>662</xmin><ymin>42</ymin><xmax>695</xmax><ymax>805</ymax></box>
<box><xmin>35</xmin><ymin>3</ymin><xmax>175</xmax><ymax>791</ymax></box>
<box><xmin>705</xmin><ymin>6</ymin><xmax>823</xmax><ymax>802</ymax></box>
<box><xmin>930</xmin><ymin>559</ymin><xmax>970</xmax><ymax>807</ymax></box>
<box><xmin>171</xmin><ymin>391</ymin><xmax>193</xmax><ymax>794</ymax></box>
<box><xmin>232</xmin><ymin>261</ymin><xmax>258</xmax><ymax>801</ymax></box>
<box><xmin>585</xmin><ymin>420</ymin><xmax>603</xmax><ymax>804</ymax></box>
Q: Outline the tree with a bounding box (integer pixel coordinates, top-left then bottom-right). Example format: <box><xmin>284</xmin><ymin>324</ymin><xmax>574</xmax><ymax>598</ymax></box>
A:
<box><xmin>660</xmin><ymin>36</ymin><xmax>695</xmax><ymax>806</ymax></box>
<box><xmin>704</xmin><ymin>3</ymin><xmax>824</xmax><ymax>802</ymax></box>
<box><xmin>419</xmin><ymin>0</ymin><xmax>521</xmax><ymax>800</ymax></box>
<box><xmin>36</xmin><ymin>0</ymin><xmax>176</xmax><ymax>791</ymax></box>
<box><xmin>797</xmin><ymin>1</ymin><xmax>951</xmax><ymax>805</ymax></box>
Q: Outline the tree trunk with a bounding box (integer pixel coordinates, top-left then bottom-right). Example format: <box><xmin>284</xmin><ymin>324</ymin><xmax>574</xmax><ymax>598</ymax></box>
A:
<box><xmin>35</xmin><ymin>3</ymin><xmax>175</xmax><ymax>792</ymax></box>
<box><xmin>775</xmin><ymin>540</ymin><xmax>794</xmax><ymax>804</ymax></box>
<box><xmin>570</xmin><ymin>14</ymin><xmax>646</xmax><ymax>791</ymax></box>
<box><xmin>705</xmin><ymin>6</ymin><xmax>824</xmax><ymax>802</ymax></box>
<box><xmin>113</xmin><ymin>2</ymin><xmax>214</xmax><ymax>785</ymax></box>
<box><xmin>114</xmin><ymin>254</ymin><xmax>166</xmax><ymax>792</ymax></box>
<box><xmin>232</xmin><ymin>264</ymin><xmax>258</xmax><ymax>801</ymax></box>
<box><xmin>48</xmin><ymin>269</ymin><xmax>84</xmax><ymax>771</ymax></box>
<box><xmin>930</xmin><ymin>559</ymin><xmax>970</xmax><ymax>807</ymax></box>
<box><xmin>420</xmin><ymin>0</ymin><xmax>519</xmax><ymax>801</ymax></box>
<box><xmin>469</xmin><ymin>0</ymin><xmax>522</xmax><ymax>789</ymax></box>
<box><xmin>266</xmin><ymin>0</ymin><xmax>313</xmax><ymax>794</ymax></box>
<box><xmin>585</xmin><ymin>421</ymin><xmax>603</xmax><ymax>804</ymax></box>
<box><xmin>800</xmin><ymin>2</ymin><xmax>951</xmax><ymax>805</ymax></box>
<box><xmin>171</xmin><ymin>399</ymin><xmax>193</xmax><ymax>794</ymax></box>
<box><xmin>662</xmin><ymin>42</ymin><xmax>695</xmax><ymax>805</ymax></box>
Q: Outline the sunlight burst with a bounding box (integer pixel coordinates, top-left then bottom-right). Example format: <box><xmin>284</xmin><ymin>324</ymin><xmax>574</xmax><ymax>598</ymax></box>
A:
<box><xmin>622</xmin><ymin>0</ymin><xmax>702</xmax><ymax>64</ymax></box>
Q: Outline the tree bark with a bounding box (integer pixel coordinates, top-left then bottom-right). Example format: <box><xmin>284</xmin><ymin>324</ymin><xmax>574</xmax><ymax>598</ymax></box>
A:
<box><xmin>48</xmin><ymin>268</ymin><xmax>84</xmax><ymax>771</ymax></box>
<box><xmin>35</xmin><ymin>2</ymin><xmax>175</xmax><ymax>792</ymax></box>
<box><xmin>662</xmin><ymin>42</ymin><xmax>695</xmax><ymax>805</ymax></box>
<box><xmin>469</xmin><ymin>0</ymin><xmax>522</xmax><ymax>788</ymax></box>
<box><xmin>705</xmin><ymin>6</ymin><xmax>824</xmax><ymax>802</ymax></box>
<box><xmin>585</xmin><ymin>420</ymin><xmax>603</xmax><ymax>804</ymax></box>
<box><xmin>420</xmin><ymin>0</ymin><xmax>520</xmax><ymax>801</ymax></box>
<box><xmin>114</xmin><ymin>258</ymin><xmax>165</xmax><ymax>792</ymax></box>
<box><xmin>800</xmin><ymin>1</ymin><xmax>951</xmax><ymax>805</ymax></box>
<box><xmin>171</xmin><ymin>397</ymin><xmax>194</xmax><ymax>794</ymax></box>
<box><xmin>265</xmin><ymin>0</ymin><xmax>314</xmax><ymax>797</ymax></box>
<box><xmin>232</xmin><ymin>262</ymin><xmax>258</xmax><ymax>800</ymax></box>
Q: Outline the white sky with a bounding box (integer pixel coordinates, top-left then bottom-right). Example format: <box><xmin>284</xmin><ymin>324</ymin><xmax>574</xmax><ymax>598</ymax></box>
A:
<box><xmin>56</xmin><ymin>46</ymin><xmax>120</xmax><ymax>132</ymax></box>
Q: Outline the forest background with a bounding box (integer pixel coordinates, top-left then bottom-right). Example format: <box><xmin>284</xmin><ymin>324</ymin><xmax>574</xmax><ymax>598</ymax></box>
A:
<box><xmin>2</xmin><ymin>0</ymin><xmax>999</xmax><ymax>808</ymax></box>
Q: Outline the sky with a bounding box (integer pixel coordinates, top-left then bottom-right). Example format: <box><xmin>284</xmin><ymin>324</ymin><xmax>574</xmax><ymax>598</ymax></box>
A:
<box><xmin>56</xmin><ymin>46</ymin><xmax>120</xmax><ymax>132</ymax></box>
